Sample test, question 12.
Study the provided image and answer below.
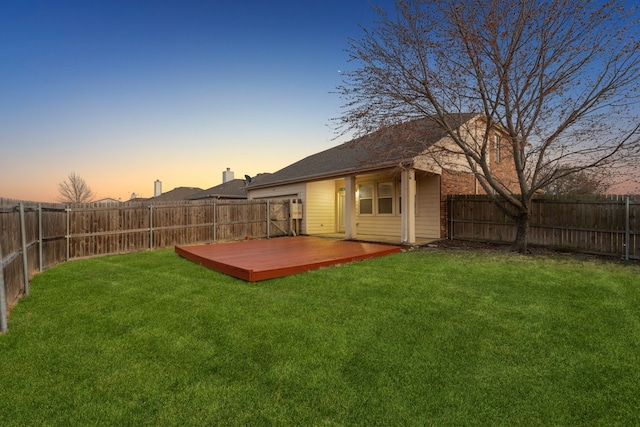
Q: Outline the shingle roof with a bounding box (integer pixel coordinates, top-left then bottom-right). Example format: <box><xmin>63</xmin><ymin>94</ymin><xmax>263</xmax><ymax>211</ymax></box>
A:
<box><xmin>188</xmin><ymin>179</ymin><xmax>247</xmax><ymax>200</ymax></box>
<box><xmin>150</xmin><ymin>186</ymin><xmax>203</xmax><ymax>201</ymax></box>
<box><xmin>248</xmin><ymin>114</ymin><xmax>477</xmax><ymax>189</ymax></box>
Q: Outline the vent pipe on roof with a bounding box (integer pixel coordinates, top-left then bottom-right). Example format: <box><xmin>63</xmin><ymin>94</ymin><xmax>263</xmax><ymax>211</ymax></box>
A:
<box><xmin>222</xmin><ymin>168</ymin><xmax>234</xmax><ymax>183</ymax></box>
<box><xmin>154</xmin><ymin>180</ymin><xmax>162</xmax><ymax>197</ymax></box>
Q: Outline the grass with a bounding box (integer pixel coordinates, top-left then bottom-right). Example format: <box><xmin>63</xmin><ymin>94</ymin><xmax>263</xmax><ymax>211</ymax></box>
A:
<box><xmin>1</xmin><ymin>247</ymin><xmax>639</xmax><ymax>426</ymax></box>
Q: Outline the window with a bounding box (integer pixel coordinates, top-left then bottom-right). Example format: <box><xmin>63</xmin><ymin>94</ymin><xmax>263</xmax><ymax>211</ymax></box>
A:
<box><xmin>358</xmin><ymin>183</ymin><xmax>373</xmax><ymax>214</ymax></box>
<box><xmin>494</xmin><ymin>135</ymin><xmax>501</xmax><ymax>163</ymax></box>
<box><xmin>377</xmin><ymin>182</ymin><xmax>393</xmax><ymax>214</ymax></box>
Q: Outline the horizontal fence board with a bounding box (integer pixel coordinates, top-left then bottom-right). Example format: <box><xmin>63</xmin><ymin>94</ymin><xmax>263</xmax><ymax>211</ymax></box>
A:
<box><xmin>449</xmin><ymin>194</ymin><xmax>639</xmax><ymax>259</ymax></box>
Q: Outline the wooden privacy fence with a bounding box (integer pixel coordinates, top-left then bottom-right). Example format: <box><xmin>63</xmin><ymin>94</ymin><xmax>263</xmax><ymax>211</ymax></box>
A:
<box><xmin>1</xmin><ymin>197</ymin><xmax>297</xmax><ymax>328</ymax></box>
<box><xmin>448</xmin><ymin>194</ymin><xmax>639</xmax><ymax>260</ymax></box>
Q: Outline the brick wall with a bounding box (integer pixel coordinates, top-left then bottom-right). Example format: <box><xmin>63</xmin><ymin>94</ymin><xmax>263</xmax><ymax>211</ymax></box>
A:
<box><xmin>439</xmin><ymin>169</ymin><xmax>476</xmax><ymax>237</ymax></box>
<box><xmin>438</xmin><ymin>131</ymin><xmax>519</xmax><ymax>238</ymax></box>
<box><xmin>489</xmin><ymin>131</ymin><xmax>519</xmax><ymax>193</ymax></box>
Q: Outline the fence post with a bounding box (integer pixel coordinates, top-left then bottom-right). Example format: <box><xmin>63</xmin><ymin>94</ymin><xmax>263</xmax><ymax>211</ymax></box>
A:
<box><xmin>19</xmin><ymin>203</ymin><xmax>30</xmax><ymax>296</ymax></box>
<box><xmin>149</xmin><ymin>204</ymin><xmax>154</xmax><ymax>250</ymax></box>
<box><xmin>288</xmin><ymin>199</ymin><xmax>293</xmax><ymax>236</ymax></box>
<box><xmin>266</xmin><ymin>200</ymin><xmax>270</xmax><ymax>239</ymax></box>
<box><xmin>212</xmin><ymin>200</ymin><xmax>217</xmax><ymax>242</ymax></box>
<box><xmin>244</xmin><ymin>201</ymin><xmax>249</xmax><ymax>240</ymax></box>
<box><xmin>65</xmin><ymin>207</ymin><xmax>70</xmax><ymax>261</ymax></box>
<box><xmin>625</xmin><ymin>196</ymin><xmax>630</xmax><ymax>261</ymax></box>
<box><xmin>38</xmin><ymin>203</ymin><xmax>43</xmax><ymax>272</ymax></box>
<box><xmin>448</xmin><ymin>196</ymin><xmax>454</xmax><ymax>240</ymax></box>
<box><xmin>0</xmin><ymin>242</ymin><xmax>7</xmax><ymax>333</ymax></box>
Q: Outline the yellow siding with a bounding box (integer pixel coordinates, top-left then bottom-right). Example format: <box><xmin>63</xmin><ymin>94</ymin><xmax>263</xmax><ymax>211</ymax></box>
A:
<box><xmin>305</xmin><ymin>180</ymin><xmax>336</xmax><ymax>234</ymax></box>
<box><xmin>415</xmin><ymin>175</ymin><xmax>441</xmax><ymax>238</ymax></box>
<box><xmin>356</xmin><ymin>215</ymin><xmax>401</xmax><ymax>237</ymax></box>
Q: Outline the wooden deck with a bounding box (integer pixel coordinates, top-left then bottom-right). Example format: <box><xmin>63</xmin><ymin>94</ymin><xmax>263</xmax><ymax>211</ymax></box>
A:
<box><xmin>175</xmin><ymin>236</ymin><xmax>402</xmax><ymax>282</ymax></box>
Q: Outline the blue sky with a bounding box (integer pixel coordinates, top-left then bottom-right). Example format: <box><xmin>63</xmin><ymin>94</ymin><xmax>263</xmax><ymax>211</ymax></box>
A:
<box><xmin>0</xmin><ymin>0</ymin><xmax>392</xmax><ymax>202</ymax></box>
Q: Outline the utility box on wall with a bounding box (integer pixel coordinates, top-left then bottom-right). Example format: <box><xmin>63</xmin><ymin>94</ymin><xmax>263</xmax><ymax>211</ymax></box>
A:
<box><xmin>290</xmin><ymin>199</ymin><xmax>303</xmax><ymax>219</ymax></box>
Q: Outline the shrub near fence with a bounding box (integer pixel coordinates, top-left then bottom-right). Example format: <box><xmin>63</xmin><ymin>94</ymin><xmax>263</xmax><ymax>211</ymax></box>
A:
<box><xmin>448</xmin><ymin>194</ymin><xmax>639</xmax><ymax>260</ymax></box>
<box><xmin>1</xmin><ymin>198</ymin><xmax>296</xmax><ymax>326</ymax></box>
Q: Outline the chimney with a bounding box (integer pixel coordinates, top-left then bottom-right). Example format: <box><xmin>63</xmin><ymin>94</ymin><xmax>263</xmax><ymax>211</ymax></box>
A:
<box><xmin>154</xmin><ymin>180</ymin><xmax>162</xmax><ymax>197</ymax></box>
<box><xmin>222</xmin><ymin>168</ymin><xmax>234</xmax><ymax>183</ymax></box>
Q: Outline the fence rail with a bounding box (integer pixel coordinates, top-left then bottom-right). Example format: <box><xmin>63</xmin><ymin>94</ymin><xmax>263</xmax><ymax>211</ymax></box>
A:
<box><xmin>448</xmin><ymin>194</ymin><xmax>639</xmax><ymax>260</ymax></box>
<box><xmin>1</xmin><ymin>197</ymin><xmax>296</xmax><ymax>326</ymax></box>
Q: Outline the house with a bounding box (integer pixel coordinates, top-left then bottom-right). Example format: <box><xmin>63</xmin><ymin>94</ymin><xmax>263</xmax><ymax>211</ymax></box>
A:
<box><xmin>93</xmin><ymin>197</ymin><xmax>121</xmax><ymax>204</ymax></box>
<box><xmin>188</xmin><ymin>179</ymin><xmax>247</xmax><ymax>200</ymax></box>
<box><xmin>140</xmin><ymin>186</ymin><xmax>203</xmax><ymax>202</ymax></box>
<box><xmin>245</xmin><ymin>114</ymin><xmax>516</xmax><ymax>244</ymax></box>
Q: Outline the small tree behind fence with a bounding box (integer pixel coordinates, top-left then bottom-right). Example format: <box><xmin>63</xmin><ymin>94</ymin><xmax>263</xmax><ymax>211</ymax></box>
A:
<box><xmin>448</xmin><ymin>195</ymin><xmax>639</xmax><ymax>260</ymax></box>
<box><xmin>1</xmin><ymin>198</ymin><xmax>295</xmax><ymax>324</ymax></box>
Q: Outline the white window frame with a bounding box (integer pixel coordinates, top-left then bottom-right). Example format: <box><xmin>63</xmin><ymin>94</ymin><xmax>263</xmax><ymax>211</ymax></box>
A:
<box><xmin>377</xmin><ymin>181</ymin><xmax>394</xmax><ymax>215</ymax></box>
<box><xmin>358</xmin><ymin>182</ymin><xmax>374</xmax><ymax>215</ymax></box>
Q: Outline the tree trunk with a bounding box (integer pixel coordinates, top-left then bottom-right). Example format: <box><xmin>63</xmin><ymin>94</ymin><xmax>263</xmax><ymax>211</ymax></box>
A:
<box><xmin>514</xmin><ymin>211</ymin><xmax>531</xmax><ymax>254</ymax></box>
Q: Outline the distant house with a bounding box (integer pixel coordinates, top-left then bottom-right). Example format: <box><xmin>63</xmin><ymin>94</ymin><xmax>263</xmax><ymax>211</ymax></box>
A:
<box><xmin>188</xmin><ymin>179</ymin><xmax>247</xmax><ymax>201</ymax></box>
<box><xmin>93</xmin><ymin>197</ymin><xmax>121</xmax><ymax>204</ymax></box>
<box><xmin>245</xmin><ymin>114</ymin><xmax>516</xmax><ymax>244</ymax></box>
<box><xmin>145</xmin><ymin>186</ymin><xmax>203</xmax><ymax>202</ymax></box>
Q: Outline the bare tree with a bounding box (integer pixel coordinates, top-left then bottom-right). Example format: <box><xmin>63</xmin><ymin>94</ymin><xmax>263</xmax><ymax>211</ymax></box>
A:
<box><xmin>58</xmin><ymin>172</ymin><xmax>95</xmax><ymax>203</ymax></box>
<box><xmin>541</xmin><ymin>167</ymin><xmax>612</xmax><ymax>196</ymax></box>
<box><xmin>336</xmin><ymin>0</ymin><xmax>640</xmax><ymax>252</ymax></box>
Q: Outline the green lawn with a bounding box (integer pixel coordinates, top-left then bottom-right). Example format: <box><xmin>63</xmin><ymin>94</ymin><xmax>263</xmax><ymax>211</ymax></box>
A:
<box><xmin>1</xmin><ymin>247</ymin><xmax>639</xmax><ymax>425</ymax></box>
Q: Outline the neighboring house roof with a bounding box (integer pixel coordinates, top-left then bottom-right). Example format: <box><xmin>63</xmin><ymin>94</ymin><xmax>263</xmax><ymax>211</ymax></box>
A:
<box><xmin>188</xmin><ymin>179</ymin><xmax>247</xmax><ymax>200</ymax></box>
<box><xmin>244</xmin><ymin>172</ymin><xmax>272</xmax><ymax>185</ymax></box>
<box><xmin>150</xmin><ymin>186</ymin><xmax>203</xmax><ymax>201</ymax></box>
<box><xmin>247</xmin><ymin>114</ymin><xmax>478</xmax><ymax>189</ymax></box>
<box><xmin>94</xmin><ymin>198</ymin><xmax>121</xmax><ymax>204</ymax></box>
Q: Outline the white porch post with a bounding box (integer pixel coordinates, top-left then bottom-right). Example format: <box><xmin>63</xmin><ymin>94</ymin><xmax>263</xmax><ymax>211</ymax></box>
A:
<box><xmin>401</xmin><ymin>168</ymin><xmax>416</xmax><ymax>244</ymax></box>
<box><xmin>344</xmin><ymin>175</ymin><xmax>357</xmax><ymax>240</ymax></box>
